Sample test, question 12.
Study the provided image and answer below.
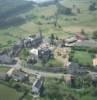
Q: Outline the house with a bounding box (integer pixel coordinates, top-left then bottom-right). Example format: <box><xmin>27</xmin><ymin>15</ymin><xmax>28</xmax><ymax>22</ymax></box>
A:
<box><xmin>73</xmin><ymin>40</ymin><xmax>97</xmax><ymax>49</ymax></box>
<box><xmin>66</xmin><ymin>62</ymin><xmax>88</xmax><ymax>75</ymax></box>
<box><xmin>38</xmin><ymin>47</ymin><xmax>53</xmax><ymax>61</ymax></box>
<box><xmin>32</xmin><ymin>77</ymin><xmax>44</xmax><ymax>96</ymax></box>
<box><xmin>65</xmin><ymin>36</ymin><xmax>77</xmax><ymax>46</ymax></box>
<box><xmin>93</xmin><ymin>58</ymin><xmax>97</xmax><ymax>67</ymax></box>
<box><xmin>75</xmin><ymin>32</ymin><xmax>88</xmax><ymax>41</ymax></box>
<box><xmin>9</xmin><ymin>40</ymin><xmax>24</xmax><ymax>57</ymax></box>
<box><xmin>23</xmin><ymin>33</ymin><xmax>43</xmax><ymax>48</ymax></box>
<box><xmin>11</xmin><ymin>69</ymin><xmax>29</xmax><ymax>81</ymax></box>
<box><xmin>29</xmin><ymin>48</ymin><xmax>38</xmax><ymax>57</ymax></box>
<box><xmin>0</xmin><ymin>54</ymin><xmax>16</xmax><ymax>65</ymax></box>
<box><xmin>27</xmin><ymin>56</ymin><xmax>37</xmax><ymax>64</ymax></box>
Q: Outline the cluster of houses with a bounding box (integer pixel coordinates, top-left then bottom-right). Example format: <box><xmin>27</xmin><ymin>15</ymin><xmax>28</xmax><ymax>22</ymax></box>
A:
<box><xmin>1</xmin><ymin>31</ymin><xmax>97</xmax><ymax>97</ymax></box>
<box><xmin>64</xmin><ymin>32</ymin><xmax>97</xmax><ymax>51</ymax></box>
<box><xmin>0</xmin><ymin>33</ymin><xmax>43</xmax><ymax>65</ymax></box>
<box><xmin>64</xmin><ymin>32</ymin><xmax>88</xmax><ymax>46</ymax></box>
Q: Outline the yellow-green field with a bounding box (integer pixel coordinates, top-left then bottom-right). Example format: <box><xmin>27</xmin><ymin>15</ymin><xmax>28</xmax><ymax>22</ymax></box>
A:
<box><xmin>0</xmin><ymin>84</ymin><xmax>23</xmax><ymax>100</ymax></box>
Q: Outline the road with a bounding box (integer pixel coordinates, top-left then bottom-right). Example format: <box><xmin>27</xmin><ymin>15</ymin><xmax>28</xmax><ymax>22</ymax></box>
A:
<box><xmin>1</xmin><ymin>58</ymin><xmax>97</xmax><ymax>78</ymax></box>
<box><xmin>1</xmin><ymin>58</ymin><xmax>64</xmax><ymax>78</ymax></box>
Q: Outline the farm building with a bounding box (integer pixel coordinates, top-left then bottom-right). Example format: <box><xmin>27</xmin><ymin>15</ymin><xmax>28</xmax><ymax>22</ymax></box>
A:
<box><xmin>8</xmin><ymin>68</ymin><xmax>29</xmax><ymax>81</ymax></box>
<box><xmin>0</xmin><ymin>54</ymin><xmax>16</xmax><ymax>65</ymax></box>
<box><xmin>75</xmin><ymin>32</ymin><xmax>88</xmax><ymax>41</ymax></box>
<box><xmin>65</xmin><ymin>36</ymin><xmax>77</xmax><ymax>46</ymax></box>
<box><xmin>38</xmin><ymin>47</ymin><xmax>53</xmax><ymax>61</ymax></box>
<box><xmin>32</xmin><ymin>77</ymin><xmax>44</xmax><ymax>96</ymax></box>
<box><xmin>23</xmin><ymin>33</ymin><xmax>43</xmax><ymax>48</ymax></box>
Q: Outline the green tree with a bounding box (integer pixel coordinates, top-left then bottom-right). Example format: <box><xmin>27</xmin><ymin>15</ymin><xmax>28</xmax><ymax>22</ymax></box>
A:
<box><xmin>50</xmin><ymin>34</ymin><xmax>55</xmax><ymax>45</ymax></box>
<box><xmin>92</xmin><ymin>31</ymin><xmax>97</xmax><ymax>39</ymax></box>
<box><xmin>89</xmin><ymin>2</ymin><xmax>96</xmax><ymax>11</ymax></box>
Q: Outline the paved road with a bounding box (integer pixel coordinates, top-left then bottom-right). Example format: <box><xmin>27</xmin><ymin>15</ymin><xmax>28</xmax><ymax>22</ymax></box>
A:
<box><xmin>1</xmin><ymin>58</ymin><xmax>64</xmax><ymax>78</ymax></box>
<box><xmin>22</xmin><ymin>67</ymin><xmax>64</xmax><ymax>78</ymax></box>
<box><xmin>1</xmin><ymin>58</ymin><xmax>97</xmax><ymax>79</ymax></box>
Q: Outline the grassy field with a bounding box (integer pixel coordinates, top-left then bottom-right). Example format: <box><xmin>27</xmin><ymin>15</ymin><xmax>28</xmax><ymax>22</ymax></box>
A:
<box><xmin>0</xmin><ymin>84</ymin><xmax>23</xmax><ymax>100</ymax></box>
<box><xmin>72</xmin><ymin>51</ymin><xmax>93</xmax><ymax>66</ymax></box>
<box><xmin>0</xmin><ymin>0</ymin><xmax>97</xmax><ymax>49</ymax></box>
<box><xmin>0</xmin><ymin>66</ymin><xmax>10</xmax><ymax>73</ymax></box>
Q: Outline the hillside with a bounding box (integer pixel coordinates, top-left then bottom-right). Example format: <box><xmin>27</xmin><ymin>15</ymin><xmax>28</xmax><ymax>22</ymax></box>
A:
<box><xmin>0</xmin><ymin>0</ymin><xmax>97</xmax><ymax>49</ymax></box>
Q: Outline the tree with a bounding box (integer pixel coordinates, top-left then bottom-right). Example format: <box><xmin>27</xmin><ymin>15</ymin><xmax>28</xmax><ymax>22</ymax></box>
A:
<box><xmin>54</xmin><ymin>0</ymin><xmax>60</xmax><ymax>27</ymax></box>
<box><xmin>89</xmin><ymin>2</ymin><xmax>96</xmax><ymax>11</ymax></box>
<box><xmin>81</xmin><ymin>29</ymin><xmax>86</xmax><ymax>35</ymax></box>
<box><xmin>77</xmin><ymin>8</ymin><xmax>80</xmax><ymax>14</ymax></box>
<box><xmin>92</xmin><ymin>31</ymin><xmax>97</xmax><ymax>39</ymax></box>
<box><xmin>50</xmin><ymin>34</ymin><xmax>55</xmax><ymax>45</ymax></box>
<box><xmin>45</xmin><ymin>79</ymin><xmax>65</xmax><ymax>100</ymax></box>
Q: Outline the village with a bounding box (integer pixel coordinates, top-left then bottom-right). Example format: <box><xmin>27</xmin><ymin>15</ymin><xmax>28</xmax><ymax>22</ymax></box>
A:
<box><xmin>0</xmin><ymin>29</ymin><xmax>97</xmax><ymax>99</ymax></box>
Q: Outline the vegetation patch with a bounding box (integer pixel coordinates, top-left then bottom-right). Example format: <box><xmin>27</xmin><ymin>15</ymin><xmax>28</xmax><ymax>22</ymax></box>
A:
<box><xmin>0</xmin><ymin>66</ymin><xmax>10</xmax><ymax>73</ymax></box>
<box><xmin>70</xmin><ymin>50</ymin><xmax>93</xmax><ymax>66</ymax></box>
<box><xmin>0</xmin><ymin>84</ymin><xmax>23</xmax><ymax>100</ymax></box>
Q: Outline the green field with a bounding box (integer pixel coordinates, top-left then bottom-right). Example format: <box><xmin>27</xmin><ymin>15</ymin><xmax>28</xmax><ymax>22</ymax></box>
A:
<box><xmin>0</xmin><ymin>84</ymin><xmax>23</xmax><ymax>100</ymax></box>
<box><xmin>72</xmin><ymin>51</ymin><xmax>93</xmax><ymax>66</ymax></box>
<box><xmin>0</xmin><ymin>66</ymin><xmax>10</xmax><ymax>73</ymax></box>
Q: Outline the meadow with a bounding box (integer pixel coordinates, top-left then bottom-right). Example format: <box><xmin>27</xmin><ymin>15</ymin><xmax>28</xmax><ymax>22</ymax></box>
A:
<box><xmin>0</xmin><ymin>84</ymin><xmax>23</xmax><ymax>100</ymax></box>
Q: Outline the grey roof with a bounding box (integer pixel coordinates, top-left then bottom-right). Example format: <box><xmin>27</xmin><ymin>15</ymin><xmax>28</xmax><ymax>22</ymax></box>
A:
<box><xmin>12</xmin><ymin>70</ymin><xmax>27</xmax><ymax>81</ymax></box>
<box><xmin>74</xmin><ymin>40</ymin><xmax>97</xmax><ymax>48</ymax></box>
<box><xmin>0</xmin><ymin>54</ymin><xmax>14</xmax><ymax>64</ymax></box>
<box><xmin>33</xmin><ymin>78</ymin><xmax>43</xmax><ymax>90</ymax></box>
<box><xmin>67</xmin><ymin>62</ymin><xmax>87</xmax><ymax>75</ymax></box>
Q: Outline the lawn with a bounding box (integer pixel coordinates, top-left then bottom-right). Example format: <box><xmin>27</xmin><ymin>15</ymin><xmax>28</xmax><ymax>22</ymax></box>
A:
<box><xmin>0</xmin><ymin>66</ymin><xmax>10</xmax><ymax>73</ymax></box>
<box><xmin>0</xmin><ymin>84</ymin><xmax>23</xmax><ymax>100</ymax></box>
<box><xmin>72</xmin><ymin>51</ymin><xmax>93</xmax><ymax>66</ymax></box>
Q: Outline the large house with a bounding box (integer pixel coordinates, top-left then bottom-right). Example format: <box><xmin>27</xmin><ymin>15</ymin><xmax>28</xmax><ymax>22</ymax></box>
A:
<box><xmin>10</xmin><ymin>69</ymin><xmax>29</xmax><ymax>81</ymax></box>
<box><xmin>73</xmin><ymin>40</ymin><xmax>97</xmax><ymax>49</ymax></box>
<box><xmin>38</xmin><ymin>47</ymin><xmax>53</xmax><ymax>61</ymax></box>
<box><xmin>23</xmin><ymin>33</ymin><xmax>43</xmax><ymax>48</ymax></box>
<box><xmin>32</xmin><ymin>77</ymin><xmax>44</xmax><ymax>96</ymax></box>
<box><xmin>0</xmin><ymin>54</ymin><xmax>16</xmax><ymax>65</ymax></box>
